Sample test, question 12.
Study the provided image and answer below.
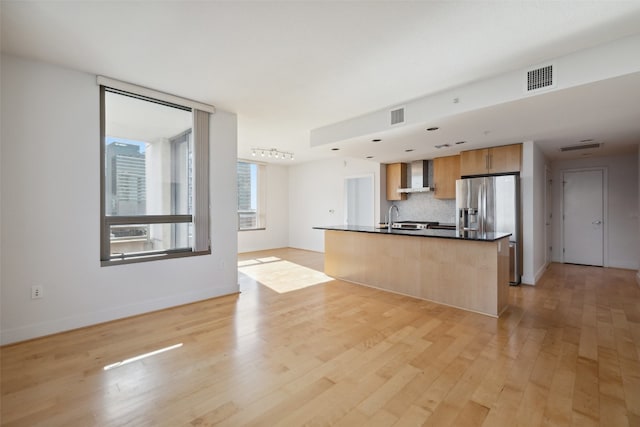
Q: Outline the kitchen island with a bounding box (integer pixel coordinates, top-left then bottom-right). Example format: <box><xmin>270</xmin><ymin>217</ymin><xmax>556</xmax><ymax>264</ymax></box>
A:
<box><xmin>314</xmin><ymin>225</ymin><xmax>511</xmax><ymax>317</ymax></box>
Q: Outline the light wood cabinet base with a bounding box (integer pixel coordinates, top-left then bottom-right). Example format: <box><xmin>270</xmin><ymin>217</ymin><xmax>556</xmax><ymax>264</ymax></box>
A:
<box><xmin>324</xmin><ymin>231</ymin><xmax>510</xmax><ymax>317</ymax></box>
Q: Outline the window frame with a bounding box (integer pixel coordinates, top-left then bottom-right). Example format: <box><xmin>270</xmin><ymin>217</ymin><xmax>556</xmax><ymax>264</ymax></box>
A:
<box><xmin>99</xmin><ymin>83</ymin><xmax>212</xmax><ymax>266</ymax></box>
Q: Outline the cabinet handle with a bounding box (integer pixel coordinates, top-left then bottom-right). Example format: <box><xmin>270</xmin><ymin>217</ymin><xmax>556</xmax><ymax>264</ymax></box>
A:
<box><xmin>485</xmin><ymin>154</ymin><xmax>489</xmax><ymax>170</ymax></box>
<box><xmin>488</xmin><ymin>154</ymin><xmax>492</xmax><ymax>170</ymax></box>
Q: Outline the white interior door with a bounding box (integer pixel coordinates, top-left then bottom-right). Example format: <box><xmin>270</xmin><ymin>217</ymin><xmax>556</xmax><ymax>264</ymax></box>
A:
<box><xmin>562</xmin><ymin>169</ymin><xmax>604</xmax><ymax>266</ymax></box>
<box><xmin>345</xmin><ymin>176</ymin><xmax>374</xmax><ymax>226</ymax></box>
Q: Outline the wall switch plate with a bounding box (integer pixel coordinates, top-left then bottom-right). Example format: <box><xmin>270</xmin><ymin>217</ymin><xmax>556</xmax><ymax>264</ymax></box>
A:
<box><xmin>31</xmin><ymin>285</ymin><xmax>43</xmax><ymax>299</ymax></box>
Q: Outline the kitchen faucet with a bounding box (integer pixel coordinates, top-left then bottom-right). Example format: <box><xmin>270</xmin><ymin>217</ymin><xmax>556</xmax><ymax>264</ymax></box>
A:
<box><xmin>388</xmin><ymin>204</ymin><xmax>399</xmax><ymax>232</ymax></box>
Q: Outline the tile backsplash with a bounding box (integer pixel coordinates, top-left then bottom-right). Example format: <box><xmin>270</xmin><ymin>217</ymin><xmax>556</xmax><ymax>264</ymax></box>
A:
<box><xmin>390</xmin><ymin>192</ymin><xmax>456</xmax><ymax>224</ymax></box>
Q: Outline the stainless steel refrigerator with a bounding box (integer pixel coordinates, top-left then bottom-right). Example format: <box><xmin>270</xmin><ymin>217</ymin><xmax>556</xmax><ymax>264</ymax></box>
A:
<box><xmin>456</xmin><ymin>175</ymin><xmax>521</xmax><ymax>284</ymax></box>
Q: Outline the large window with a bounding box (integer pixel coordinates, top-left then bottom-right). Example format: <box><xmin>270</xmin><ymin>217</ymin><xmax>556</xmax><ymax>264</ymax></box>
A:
<box><xmin>237</xmin><ymin>161</ymin><xmax>265</xmax><ymax>230</ymax></box>
<box><xmin>100</xmin><ymin>79</ymin><xmax>212</xmax><ymax>265</ymax></box>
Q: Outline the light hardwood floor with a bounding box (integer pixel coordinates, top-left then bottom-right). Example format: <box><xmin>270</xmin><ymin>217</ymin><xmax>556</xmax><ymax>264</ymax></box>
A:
<box><xmin>1</xmin><ymin>248</ymin><xmax>639</xmax><ymax>426</ymax></box>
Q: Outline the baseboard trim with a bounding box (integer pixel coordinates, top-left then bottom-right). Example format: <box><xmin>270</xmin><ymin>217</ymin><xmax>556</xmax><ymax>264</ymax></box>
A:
<box><xmin>521</xmin><ymin>268</ymin><xmax>536</xmax><ymax>285</ymax></box>
<box><xmin>0</xmin><ymin>286</ymin><xmax>238</xmax><ymax>346</ymax></box>
<box><xmin>521</xmin><ymin>262</ymin><xmax>552</xmax><ymax>286</ymax></box>
<box><xmin>533</xmin><ymin>263</ymin><xmax>549</xmax><ymax>285</ymax></box>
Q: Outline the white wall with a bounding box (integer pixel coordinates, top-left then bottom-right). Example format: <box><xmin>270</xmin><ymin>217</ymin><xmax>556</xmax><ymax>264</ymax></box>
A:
<box><xmin>289</xmin><ymin>158</ymin><xmax>383</xmax><ymax>252</ymax></box>
<box><xmin>550</xmin><ymin>152</ymin><xmax>638</xmax><ymax>270</ymax></box>
<box><xmin>521</xmin><ymin>141</ymin><xmax>549</xmax><ymax>285</ymax></box>
<box><xmin>521</xmin><ymin>142</ymin><xmax>533</xmax><ymax>284</ymax></box>
<box><xmin>532</xmin><ymin>143</ymin><xmax>549</xmax><ymax>282</ymax></box>
<box><xmin>0</xmin><ymin>55</ymin><xmax>238</xmax><ymax>344</ymax></box>
<box><xmin>238</xmin><ymin>163</ymin><xmax>289</xmax><ymax>253</ymax></box>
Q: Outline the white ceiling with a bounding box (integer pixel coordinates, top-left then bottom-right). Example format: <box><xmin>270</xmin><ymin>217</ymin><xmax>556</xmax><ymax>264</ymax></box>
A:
<box><xmin>2</xmin><ymin>1</ymin><xmax>640</xmax><ymax>164</ymax></box>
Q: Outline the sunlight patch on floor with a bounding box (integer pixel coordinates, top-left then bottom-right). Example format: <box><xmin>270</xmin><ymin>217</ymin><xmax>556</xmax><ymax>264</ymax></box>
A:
<box><xmin>238</xmin><ymin>259</ymin><xmax>333</xmax><ymax>293</ymax></box>
<box><xmin>256</xmin><ymin>256</ymin><xmax>281</xmax><ymax>263</ymax></box>
<box><xmin>103</xmin><ymin>343</ymin><xmax>183</xmax><ymax>371</ymax></box>
<box><xmin>238</xmin><ymin>259</ymin><xmax>261</xmax><ymax>267</ymax></box>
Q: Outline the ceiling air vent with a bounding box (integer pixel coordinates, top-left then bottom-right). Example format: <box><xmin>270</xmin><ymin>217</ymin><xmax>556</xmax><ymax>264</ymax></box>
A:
<box><xmin>390</xmin><ymin>107</ymin><xmax>405</xmax><ymax>125</ymax></box>
<box><xmin>560</xmin><ymin>143</ymin><xmax>601</xmax><ymax>152</ymax></box>
<box><xmin>527</xmin><ymin>65</ymin><xmax>553</xmax><ymax>92</ymax></box>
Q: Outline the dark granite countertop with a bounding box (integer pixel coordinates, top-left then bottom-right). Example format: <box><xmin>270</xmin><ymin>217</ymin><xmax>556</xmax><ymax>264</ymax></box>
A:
<box><xmin>313</xmin><ymin>225</ymin><xmax>511</xmax><ymax>242</ymax></box>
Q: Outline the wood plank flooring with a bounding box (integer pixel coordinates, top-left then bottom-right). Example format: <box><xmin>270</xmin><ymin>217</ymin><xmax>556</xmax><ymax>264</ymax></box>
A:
<box><xmin>1</xmin><ymin>248</ymin><xmax>639</xmax><ymax>426</ymax></box>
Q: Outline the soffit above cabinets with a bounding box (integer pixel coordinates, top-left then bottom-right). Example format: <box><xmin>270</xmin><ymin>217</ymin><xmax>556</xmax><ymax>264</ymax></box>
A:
<box><xmin>310</xmin><ymin>35</ymin><xmax>640</xmax><ymax>163</ymax></box>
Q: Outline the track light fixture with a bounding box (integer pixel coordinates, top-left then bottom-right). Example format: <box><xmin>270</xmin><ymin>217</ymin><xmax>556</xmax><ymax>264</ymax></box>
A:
<box><xmin>251</xmin><ymin>147</ymin><xmax>294</xmax><ymax>160</ymax></box>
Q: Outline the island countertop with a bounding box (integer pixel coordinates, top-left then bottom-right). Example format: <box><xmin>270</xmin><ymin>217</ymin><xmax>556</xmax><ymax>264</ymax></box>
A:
<box><xmin>313</xmin><ymin>225</ymin><xmax>511</xmax><ymax>242</ymax></box>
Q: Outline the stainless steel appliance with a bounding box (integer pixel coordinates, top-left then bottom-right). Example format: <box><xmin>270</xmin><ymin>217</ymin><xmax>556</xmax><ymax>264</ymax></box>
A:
<box><xmin>456</xmin><ymin>175</ymin><xmax>521</xmax><ymax>284</ymax></box>
<box><xmin>398</xmin><ymin>160</ymin><xmax>431</xmax><ymax>193</ymax></box>
<box><xmin>391</xmin><ymin>221</ymin><xmax>438</xmax><ymax>230</ymax></box>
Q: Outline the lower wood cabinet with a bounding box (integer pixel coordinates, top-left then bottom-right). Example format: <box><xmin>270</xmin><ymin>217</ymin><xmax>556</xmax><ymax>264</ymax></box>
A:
<box><xmin>324</xmin><ymin>230</ymin><xmax>510</xmax><ymax>317</ymax></box>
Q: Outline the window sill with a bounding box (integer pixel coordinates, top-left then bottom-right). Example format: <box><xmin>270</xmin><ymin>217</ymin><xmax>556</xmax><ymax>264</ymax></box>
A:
<box><xmin>101</xmin><ymin>249</ymin><xmax>211</xmax><ymax>267</ymax></box>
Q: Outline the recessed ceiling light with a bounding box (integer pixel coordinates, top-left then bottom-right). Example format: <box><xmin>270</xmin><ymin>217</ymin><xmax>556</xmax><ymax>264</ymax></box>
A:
<box><xmin>331</xmin><ymin>148</ymin><xmax>340</xmax><ymax>151</ymax></box>
<box><xmin>366</xmin><ymin>156</ymin><xmax>374</xmax><ymax>159</ymax></box>
<box><xmin>405</xmin><ymin>149</ymin><xmax>415</xmax><ymax>152</ymax></box>
<box><xmin>371</xmin><ymin>138</ymin><xmax>382</xmax><ymax>142</ymax></box>
<box><xmin>427</xmin><ymin>127</ymin><xmax>439</xmax><ymax>131</ymax></box>
<box><xmin>455</xmin><ymin>141</ymin><xmax>466</xmax><ymax>145</ymax></box>
<box><xmin>434</xmin><ymin>144</ymin><xmax>450</xmax><ymax>149</ymax></box>
<box><xmin>580</xmin><ymin>139</ymin><xmax>594</xmax><ymax>143</ymax></box>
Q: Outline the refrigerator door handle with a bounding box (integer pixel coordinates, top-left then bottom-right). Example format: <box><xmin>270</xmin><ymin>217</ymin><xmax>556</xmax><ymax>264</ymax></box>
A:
<box><xmin>483</xmin><ymin>182</ymin><xmax>487</xmax><ymax>233</ymax></box>
<box><xmin>478</xmin><ymin>183</ymin><xmax>485</xmax><ymax>234</ymax></box>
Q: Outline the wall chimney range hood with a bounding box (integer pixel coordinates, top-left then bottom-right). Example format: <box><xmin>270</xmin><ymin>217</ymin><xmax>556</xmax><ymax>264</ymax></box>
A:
<box><xmin>398</xmin><ymin>160</ymin><xmax>431</xmax><ymax>193</ymax></box>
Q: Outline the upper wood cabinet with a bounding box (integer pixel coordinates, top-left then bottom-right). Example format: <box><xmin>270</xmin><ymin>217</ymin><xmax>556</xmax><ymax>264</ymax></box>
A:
<box><xmin>386</xmin><ymin>163</ymin><xmax>407</xmax><ymax>201</ymax></box>
<box><xmin>433</xmin><ymin>155</ymin><xmax>460</xmax><ymax>199</ymax></box>
<box><xmin>460</xmin><ymin>143</ymin><xmax>522</xmax><ymax>176</ymax></box>
<box><xmin>490</xmin><ymin>144</ymin><xmax>522</xmax><ymax>173</ymax></box>
<box><xmin>460</xmin><ymin>149</ymin><xmax>489</xmax><ymax>175</ymax></box>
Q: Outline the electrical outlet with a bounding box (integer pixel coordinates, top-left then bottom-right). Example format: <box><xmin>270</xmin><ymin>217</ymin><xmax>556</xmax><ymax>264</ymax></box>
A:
<box><xmin>31</xmin><ymin>285</ymin><xmax>43</xmax><ymax>299</ymax></box>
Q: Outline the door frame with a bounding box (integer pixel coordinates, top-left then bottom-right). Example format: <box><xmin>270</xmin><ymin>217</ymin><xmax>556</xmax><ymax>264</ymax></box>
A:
<box><xmin>343</xmin><ymin>174</ymin><xmax>375</xmax><ymax>226</ymax></box>
<box><xmin>560</xmin><ymin>167</ymin><xmax>608</xmax><ymax>266</ymax></box>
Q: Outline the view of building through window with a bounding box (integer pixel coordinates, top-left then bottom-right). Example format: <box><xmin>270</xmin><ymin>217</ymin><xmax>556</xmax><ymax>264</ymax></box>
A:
<box><xmin>106</xmin><ymin>139</ymin><xmax>147</xmax><ymax>215</ymax></box>
<box><xmin>237</xmin><ymin>161</ymin><xmax>263</xmax><ymax>230</ymax></box>
<box><xmin>105</xmin><ymin>139</ymin><xmax>149</xmax><ymax>242</ymax></box>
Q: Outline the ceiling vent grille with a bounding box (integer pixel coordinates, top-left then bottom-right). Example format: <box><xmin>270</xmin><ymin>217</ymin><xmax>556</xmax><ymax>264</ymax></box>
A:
<box><xmin>527</xmin><ymin>65</ymin><xmax>553</xmax><ymax>91</ymax></box>
<box><xmin>390</xmin><ymin>107</ymin><xmax>405</xmax><ymax>125</ymax></box>
<box><xmin>560</xmin><ymin>143</ymin><xmax>601</xmax><ymax>152</ymax></box>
